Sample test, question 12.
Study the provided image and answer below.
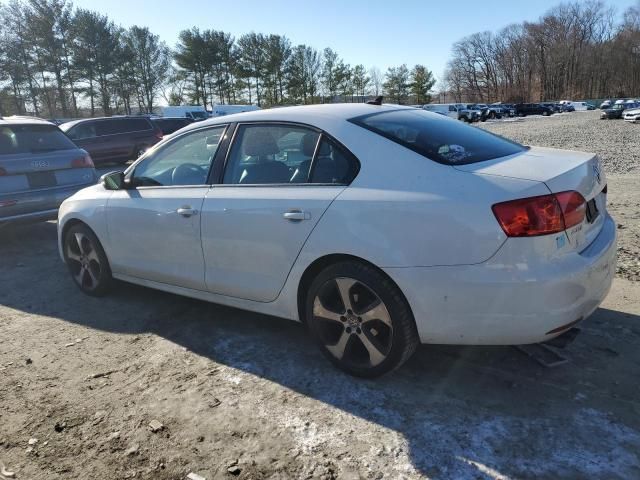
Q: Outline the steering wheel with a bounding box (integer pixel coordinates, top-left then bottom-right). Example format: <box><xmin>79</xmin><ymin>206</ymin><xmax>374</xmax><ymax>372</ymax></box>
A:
<box><xmin>171</xmin><ymin>163</ymin><xmax>207</xmax><ymax>185</ymax></box>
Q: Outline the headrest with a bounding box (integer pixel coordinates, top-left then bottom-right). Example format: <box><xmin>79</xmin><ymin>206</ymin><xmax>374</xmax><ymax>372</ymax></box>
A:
<box><xmin>242</xmin><ymin>129</ymin><xmax>280</xmax><ymax>157</ymax></box>
<box><xmin>302</xmin><ymin>133</ymin><xmax>318</xmax><ymax>156</ymax></box>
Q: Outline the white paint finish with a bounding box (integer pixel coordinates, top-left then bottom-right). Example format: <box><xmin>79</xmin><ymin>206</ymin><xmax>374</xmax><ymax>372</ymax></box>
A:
<box><xmin>386</xmin><ymin>214</ymin><xmax>616</xmax><ymax>344</ymax></box>
<box><xmin>200</xmin><ymin>185</ymin><xmax>343</xmax><ymax>302</ymax></box>
<box><xmin>106</xmin><ymin>186</ymin><xmax>209</xmax><ymax>290</ymax></box>
<box><xmin>57</xmin><ymin>104</ymin><xmax>618</xmax><ymax>346</ymax></box>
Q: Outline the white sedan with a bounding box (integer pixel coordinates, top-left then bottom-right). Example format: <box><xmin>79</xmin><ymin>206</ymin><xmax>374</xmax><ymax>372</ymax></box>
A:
<box><xmin>57</xmin><ymin>104</ymin><xmax>616</xmax><ymax>377</ymax></box>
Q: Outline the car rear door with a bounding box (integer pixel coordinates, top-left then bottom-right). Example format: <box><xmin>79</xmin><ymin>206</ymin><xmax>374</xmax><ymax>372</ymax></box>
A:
<box><xmin>200</xmin><ymin>123</ymin><xmax>359</xmax><ymax>302</ymax></box>
<box><xmin>106</xmin><ymin>125</ymin><xmax>227</xmax><ymax>290</ymax></box>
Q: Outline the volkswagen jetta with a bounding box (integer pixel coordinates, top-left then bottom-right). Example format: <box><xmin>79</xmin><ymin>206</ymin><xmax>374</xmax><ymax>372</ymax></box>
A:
<box><xmin>57</xmin><ymin>104</ymin><xmax>616</xmax><ymax>377</ymax></box>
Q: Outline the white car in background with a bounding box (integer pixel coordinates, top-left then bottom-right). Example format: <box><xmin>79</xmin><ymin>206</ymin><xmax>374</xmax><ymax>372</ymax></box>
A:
<box><xmin>57</xmin><ymin>104</ymin><xmax>616</xmax><ymax>377</ymax></box>
<box><xmin>623</xmin><ymin>107</ymin><xmax>640</xmax><ymax>123</ymax></box>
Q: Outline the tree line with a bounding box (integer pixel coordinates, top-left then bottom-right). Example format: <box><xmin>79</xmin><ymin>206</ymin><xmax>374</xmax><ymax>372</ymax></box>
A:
<box><xmin>0</xmin><ymin>0</ymin><xmax>436</xmax><ymax>117</ymax></box>
<box><xmin>444</xmin><ymin>0</ymin><xmax>640</xmax><ymax>103</ymax></box>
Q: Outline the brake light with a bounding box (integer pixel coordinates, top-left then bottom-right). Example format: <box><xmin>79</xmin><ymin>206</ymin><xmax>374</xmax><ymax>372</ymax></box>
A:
<box><xmin>0</xmin><ymin>167</ymin><xmax>6</xmax><ymax>176</ymax></box>
<box><xmin>492</xmin><ymin>191</ymin><xmax>586</xmax><ymax>237</ymax></box>
<box><xmin>71</xmin><ymin>153</ymin><xmax>94</xmax><ymax>168</ymax></box>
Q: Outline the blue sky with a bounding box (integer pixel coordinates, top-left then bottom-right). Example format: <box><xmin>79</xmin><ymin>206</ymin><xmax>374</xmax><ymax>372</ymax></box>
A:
<box><xmin>73</xmin><ymin>0</ymin><xmax>637</xmax><ymax>85</ymax></box>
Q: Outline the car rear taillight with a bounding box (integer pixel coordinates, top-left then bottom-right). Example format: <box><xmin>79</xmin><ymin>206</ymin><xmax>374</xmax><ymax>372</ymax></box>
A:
<box><xmin>492</xmin><ymin>191</ymin><xmax>586</xmax><ymax>237</ymax></box>
<box><xmin>71</xmin><ymin>153</ymin><xmax>94</xmax><ymax>168</ymax></box>
<box><xmin>0</xmin><ymin>167</ymin><xmax>6</xmax><ymax>176</ymax></box>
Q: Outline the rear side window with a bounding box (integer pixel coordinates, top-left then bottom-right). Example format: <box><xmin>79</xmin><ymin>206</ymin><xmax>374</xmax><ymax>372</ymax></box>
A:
<box><xmin>0</xmin><ymin>124</ymin><xmax>76</xmax><ymax>154</ymax></box>
<box><xmin>349</xmin><ymin>109</ymin><xmax>525</xmax><ymax>165</ymax></box>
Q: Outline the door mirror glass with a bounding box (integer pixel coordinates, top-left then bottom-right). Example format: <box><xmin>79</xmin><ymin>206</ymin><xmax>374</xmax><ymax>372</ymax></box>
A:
<box><xmin>101</xmin><ymin>170</ymin><xmax>125</xmax><ymax>190</ymax></box>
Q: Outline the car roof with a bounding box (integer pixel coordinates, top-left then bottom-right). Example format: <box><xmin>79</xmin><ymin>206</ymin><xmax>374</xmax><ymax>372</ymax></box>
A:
<box><xmin>182</xmin><ymin>103</ymin><xmax>414</xmax><ymax>132</ymax></box>
<box><xmin>0</xmin><ymin>115</ymin><xmax>56</xmax><ymax>126</ymax></box>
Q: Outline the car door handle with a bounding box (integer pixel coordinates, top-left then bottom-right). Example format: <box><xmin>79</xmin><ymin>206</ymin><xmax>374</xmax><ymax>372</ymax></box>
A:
<box><xmin>176</xmin><ymin>207</ymin><xmax>198</xmax><ymax>217</ymax></box>
<box><xmin>283</xmin><ymin>210</ymin><xmax>310</xmax><ymax>221</ymax></box>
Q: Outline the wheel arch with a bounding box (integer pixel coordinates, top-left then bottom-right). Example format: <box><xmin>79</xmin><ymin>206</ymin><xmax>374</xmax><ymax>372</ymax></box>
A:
<box><xmin>296</xmin><ymin>253</ymin><xmax>415</xmax><ymax>326</ymax></box>
<box><xmin>59</xmin><ymin>217</ymin><xmax>102</xmax><ymax>260</ymax></box>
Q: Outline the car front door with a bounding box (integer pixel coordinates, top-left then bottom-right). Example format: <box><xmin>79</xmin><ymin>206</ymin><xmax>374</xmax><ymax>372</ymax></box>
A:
<box><xmin>106</xmin><ymin>125</ymin><xmax>227</xmax><ymax>290</ymax></box>
<box><xmin>200</xmin><ymin>123</ymin><xmax>360</xmax><ymax>302</ymax></box>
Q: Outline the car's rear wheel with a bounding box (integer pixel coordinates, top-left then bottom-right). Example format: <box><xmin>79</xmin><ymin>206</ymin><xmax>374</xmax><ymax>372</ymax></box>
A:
<box><xmin>305</xmin><ymin>261</ymin><xmax>419</xmax><ymax>377</ymax></box>
<box><xmin>63</xmin><ymin>223</ymin><xmax>113</xmax><ymax>297</ymax></box>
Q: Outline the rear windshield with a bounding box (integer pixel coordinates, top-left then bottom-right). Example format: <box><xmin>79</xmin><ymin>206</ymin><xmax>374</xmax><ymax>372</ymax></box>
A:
<box><xmin>0</xmin><ymin>124</ymin><xmax>76</xmax><ymax>155</ymax></box>
<box><xmin>349</xmin><ymin>109</ymin><xmax>525</xmax><ymax>165</ymax></box>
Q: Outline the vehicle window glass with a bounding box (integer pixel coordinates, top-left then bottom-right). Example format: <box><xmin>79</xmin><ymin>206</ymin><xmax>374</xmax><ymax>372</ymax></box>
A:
<box><xmin>223</xmin><ymin>124</ymin><xmax>320</xmax><ymax>184</ymax></box>
<box><xmin>133</xmin><ymin>126</ymin><xmax>225</xmax><ymax>187</ymax></box>
<box><xmin>123</xmin><ymin>118</ymin><xmax>151</xmax><ymax>132</ymax></box>
<box><xmin>449</xmin><ymin>105</ymin><xmax>456</xmax><ymax>112</ymax></box>
<box><xmin>95</xmin><ymin>120</ymin><xmax>119</xmax><ymax>136</ymax></box>
<box><xmin>310</xmin><ymin>136</ymin><xmax>359</xmax><ymax>184</ymax></box>
<box><xmin>67</xmin><ymin>122</ymin><xmax>96</xmax><ymax>140</ymax></box>
<box><xmin>350</xmin><ymin>109</ymin><xmax>525</xmax><ymax>165</ymax></box>
<box><xmin>0</xmin><ymin>124</ymin><xmax>76</xmax><ymax>155</ymax></box>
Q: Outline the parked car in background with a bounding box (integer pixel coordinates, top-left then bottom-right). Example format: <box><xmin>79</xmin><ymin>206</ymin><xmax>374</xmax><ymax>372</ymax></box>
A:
<box><xmin>0</xmin><ymin>116</ymin><xmax>97</xmax><ymax>226</ymax></box>
<box><xmin>514</xmin><ymin>103</ymin><xmax>553</xmax><ymax>116</ymax></box>
<box><xmin>60</xmin><ymin>116</ymin><xmax>162</xmax><ymax>165</ymax></box>
<box><xmin>491</xmin><ymin>102</ymin><xmax>517</xmax><ymax>117</ymax></box>
<box><xmin>422</xmin><ymin>103</ymin><xmax>479</xmax><ymax>122</ymax></box>
<box><xmin>161</xmin><ymin>105</ymin><xmax>209</xmax><ymax>121</ymax></box>
<box><xmin>600</xmin><ymin>102</ymin><xmax>637</xmax><ymax>120</ymax></box>
<box><xmin>586</xmin><ymin>103</ymin><xmax>596</xmax><ymax>110</ymax></box>
<box><xmin>151</xmin><ymin>117</ymin><xmax>194</xmax><ymax>136</ymax></box>
<box><xmin>623</xmin><ymin>107</ymin><xmax>640</xmax><ymax>123</ymax></box>
<box><xmin>600</xmin><ymin>100</ymin><xmax>612</xmax><ymax>109</ymax></box>
<box><xmin>58</xmin><ymin>104</ymin><xmax>616</xmax><ymax>377</ymax></box>
<box><xmin>211</xmin><ymin>104</ymin><xmax>261</xmax><ymax>117</ymax></box>
<box><xmin>539</xmin><ymin>102</ymin><xmax>562</xmax><ymax>113</ymax></box>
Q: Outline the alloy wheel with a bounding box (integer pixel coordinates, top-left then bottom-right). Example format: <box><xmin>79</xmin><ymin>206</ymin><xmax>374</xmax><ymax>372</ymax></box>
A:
<box><xmin>66</xmin><ymin>231</ymin><xmax>102</xmax><ymax>291</ymax></box>
<box><xmin>313</xmin><ymin>277</ymin><xmax>393</xmax><ymax>368</ymax></box>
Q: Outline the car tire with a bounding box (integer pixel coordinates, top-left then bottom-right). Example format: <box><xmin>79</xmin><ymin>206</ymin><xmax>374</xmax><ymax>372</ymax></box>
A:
<box><xmin>543</xmin><ymin>111</ymin><xmax>550</xmax><ymax>116</ymax></box>
<box><xmin>305</xmin><ymin>261</ymin><xmax>419</xmax><ymax>378</ymax></box>
<box><xmin>63</xmin><ymin>223</ymin><xmax>113</xmax><ymax>297</ymax></box>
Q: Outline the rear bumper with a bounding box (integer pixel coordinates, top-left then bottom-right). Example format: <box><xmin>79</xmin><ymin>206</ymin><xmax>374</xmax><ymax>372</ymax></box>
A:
<box><xmin>0</xmin><ymin>182</ymin><xmax>95</xmax><ymax>225</ymax></box>
<box><xmin>385</xmin><ymin>214</ymin><xmax>617</xmax><ymax>345</ymax></box>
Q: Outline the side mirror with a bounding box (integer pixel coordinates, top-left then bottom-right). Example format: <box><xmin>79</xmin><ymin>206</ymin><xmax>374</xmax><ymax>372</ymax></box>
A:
<box><xmin>100</xmin><ymin>171</ymin><xmax>126</xmax><ymax>190</ymax></box>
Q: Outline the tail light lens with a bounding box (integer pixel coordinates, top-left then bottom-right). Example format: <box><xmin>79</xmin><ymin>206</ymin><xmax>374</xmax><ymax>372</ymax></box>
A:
<box><xmin>492</xmin><ymin>191</ymin><xmax>586</xmax><ymax>237</ymax></box>
<box><xmin>71</xmin><ymin>153</ymin><xmax>94</xmax><ymax>168</ymax></box>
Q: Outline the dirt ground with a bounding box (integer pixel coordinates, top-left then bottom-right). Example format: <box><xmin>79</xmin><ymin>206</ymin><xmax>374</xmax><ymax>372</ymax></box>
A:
<box><xmin>1</xmin><ymin>149</ymin><xmax>640</xmax><ymax>479</ymax></box>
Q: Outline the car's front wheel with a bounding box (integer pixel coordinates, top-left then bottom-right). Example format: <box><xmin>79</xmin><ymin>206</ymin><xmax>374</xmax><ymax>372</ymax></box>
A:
<box><xmin>63</xmin><ymin>223</ymin><xmax>113</xmax><ymax>296</ymax></box>
<box><xmin>305</xmin><ymin>261</ymin><xmax>419</xmax><ymax>377</ymax></box>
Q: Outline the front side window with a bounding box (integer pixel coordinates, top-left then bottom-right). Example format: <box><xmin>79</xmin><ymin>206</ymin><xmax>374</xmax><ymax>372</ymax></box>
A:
<box><xmin>132</xmin><ymin>126</ymin><xmax>225</xmax><ymax>187</ymax></box>
<box><xmin>350</xmin><ymin>109</ymin><xmax>525</xmax><ymax>165</ymax></box>
<box><xmin>67</xmin><ymin>122</ymin><xmax>97</xmax><ymax>140</ymax></box>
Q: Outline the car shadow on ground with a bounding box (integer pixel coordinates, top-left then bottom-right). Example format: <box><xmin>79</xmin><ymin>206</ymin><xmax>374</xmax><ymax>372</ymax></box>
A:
<box><xmin>2</xmin><ymin>222</ymin><xmax>639</xmax><ymax>478</ymax></box>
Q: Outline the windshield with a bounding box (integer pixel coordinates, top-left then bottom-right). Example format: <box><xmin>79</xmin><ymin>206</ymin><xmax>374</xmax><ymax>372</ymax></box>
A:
<box><xmin>349</xmin><ymin>109</ymin><xmax>526</xmax><ymax>165</ymax></box>
<box><xmin>0</xmin><ymin>124</ymin><xmax>76</xmax><ymax>155</ymax></box>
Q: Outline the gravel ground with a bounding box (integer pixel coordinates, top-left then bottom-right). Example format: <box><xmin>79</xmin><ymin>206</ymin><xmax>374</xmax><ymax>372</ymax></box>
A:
<box><xmin>478</xmin><ymin>111</ymin><xmax>640</xmax><ymax>175</ymax></box>
<box><xmin>479</xmin><ymin>111</ymin><xmax>640</xmax><ymax>282</ymax></box>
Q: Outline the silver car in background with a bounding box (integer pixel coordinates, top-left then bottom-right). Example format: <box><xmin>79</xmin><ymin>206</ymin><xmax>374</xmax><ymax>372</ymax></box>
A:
<box><xmin>0</xmin><ymin>116</ymin><xmax>97</xmax><ymax>226</ymax></box>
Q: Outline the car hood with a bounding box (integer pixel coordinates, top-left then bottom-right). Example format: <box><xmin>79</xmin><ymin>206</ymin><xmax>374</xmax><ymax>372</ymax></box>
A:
<box><xmin>624</xmin><ymin>108</ymin><xmax>640</xmax><ymax>115</ymax></box>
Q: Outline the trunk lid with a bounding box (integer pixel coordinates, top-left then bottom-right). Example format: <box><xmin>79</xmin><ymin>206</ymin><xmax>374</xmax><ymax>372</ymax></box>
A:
<box><xmin>0</xmin><ymin>148</ymin><xmax>95</xmax><ymax>194</ymax></box>
<box><xmin>455</xmin><ymin>146</ymin><xmax>607</xmax><ymax>251</ymax></box>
